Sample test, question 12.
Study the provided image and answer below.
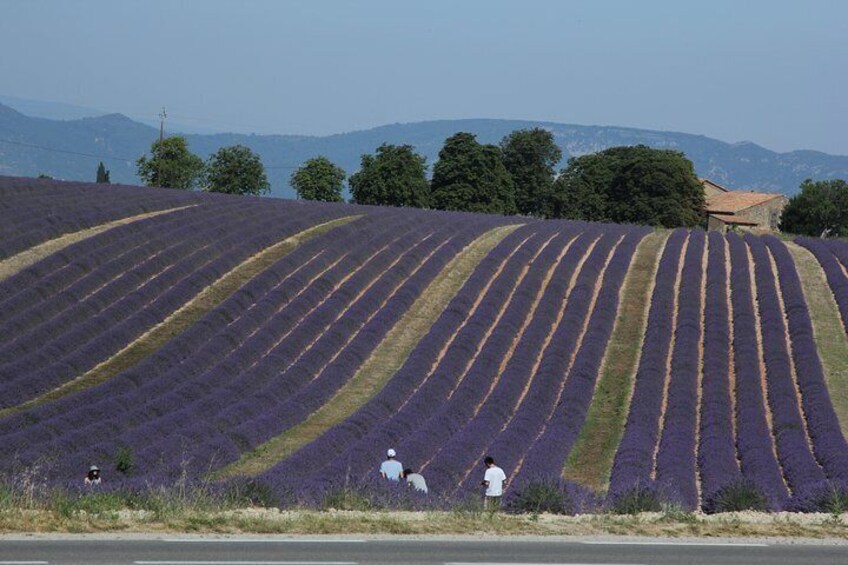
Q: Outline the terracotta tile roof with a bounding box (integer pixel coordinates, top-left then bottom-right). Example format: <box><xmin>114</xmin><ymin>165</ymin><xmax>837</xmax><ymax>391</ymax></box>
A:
<box><xmin>705</xmin><ymin>191</ymin><xmax>784</xmax><ymax>214</ymax></box>
<box><xmin>709</xmin><ymin>212</ymin><xmax>759</xmax><ymax>226</ymax></box>
<box><xmin>700</xmin><ymin>178</ymin><xmax>729</xmax><ymax>193</ymax></box>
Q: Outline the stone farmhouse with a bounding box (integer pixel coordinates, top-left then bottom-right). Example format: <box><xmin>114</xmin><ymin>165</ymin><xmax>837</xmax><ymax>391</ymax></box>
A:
<box><xmin>701</xmin><ymin>178</ymin><xmax>788</xmax><ymax>233</ymax></box>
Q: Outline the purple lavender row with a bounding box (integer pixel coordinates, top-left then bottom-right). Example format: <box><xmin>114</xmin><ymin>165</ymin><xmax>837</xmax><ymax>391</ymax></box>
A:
<box><xmin>0</xmin><ymin>178</ymin><xmax>208</xmax><ymax>260</ymax></box>
<box><xmin>0</xmin><ymin>204</ymin><xmax>294</xmax><ymax>394</ymax></box>
<box><xmin>607</xmin><ymin>228</ymin><xmax>688</xmax><ymax>498</ymax></box>
<box><xmin>0</xmin><ymin>215</ymin><xmax>383</xmax><ymax>463</ymax></box>
<box><xmin>654</xmin><ymin>229</ymin><xmax>706</xmax><ymax>510</ymax></box>
<box><xmin>764</xmin><ymin>236</ymin><xmax>848</xmax><ymax>481</ymax></box>
<box><xmin>698</xmin><ymin>231</ymin><xmax>742</xmax><ymax>508</ymax></box>
<box><xmin>725</xmin><ymin>233</ymin><xmax>788</xmax><ymax>508</ymax></box>
<box><xmin>824</xmin><ymin>239</ymin><xmax>848</xmax><ymax>273</ymax></box>
<box><xmin>510</xmin><ymin>227</ymin><xmax>648</xmax><ymax>494</ymax></box>
<box><xmin>418</xmin><ymin>228</ymin><xmax>614</xmax><ymax>494</ymax></box>
<box><xmin>123</xmin><ymin>225</ymin><xmax>461</xmax><ymax>477</ymax></box>
<box><xmin>745</xmin><ymin>234</ymin><xmax>825</xmax><ymax>493</ymax></box>
<box><xmin>256</xmin><ymin>225</ymin><xmax>543</xmax><ymax>490</ymax></box>
<box><xmin>467</xmin><ymin>226</ymin><xmax>647</xmax><ymax>494</ymax></box>
<box><xmin>0</xmin><ymin>201</ymin><xmax>255</xmax><ymax>345</ymax></box>
<box><xmin>132</xmin><ymin>228</ymin><xmax>491</xmax><ymax>479</ymax></box>
<box><xmin>0</xmin><ymin>204</ymin><xmax>341</xmax><ymax>407</ymax></box>
<box><xmin>364</xmin><ymin>227</ymin><xmax>568</xmax><ymax>478</ymax></box>
<box><xmin>0</xmin><ymin>200</ymin><xmax>251</xmax><ymax>317</ymax></box>
<box><xmin>264</xmin><ymin>226</ymin><xmax>554</xmax><ymax>493</ymax></box>
<box><xmin>5</xmin><ymin>214</ymin><xmax>420</xmax><ymax>472</ymax></box>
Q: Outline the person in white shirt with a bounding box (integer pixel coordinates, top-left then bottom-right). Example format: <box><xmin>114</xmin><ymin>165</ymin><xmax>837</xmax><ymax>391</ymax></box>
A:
<box><xmin>379</xmin><ymin>448</ymin><xmax>404</xmax><ymax>481</ymax></box>
<box><xmin>481</xmin><ymin>456</ymin><xmax>506</xmax><ymax>510</ymax></box>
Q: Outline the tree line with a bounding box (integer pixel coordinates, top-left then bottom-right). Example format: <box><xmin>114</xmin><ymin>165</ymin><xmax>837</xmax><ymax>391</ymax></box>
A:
<box><xmin>127</xmin><ymin>131</ymin><xmax>846</xmax><ymax>235</ymax></box>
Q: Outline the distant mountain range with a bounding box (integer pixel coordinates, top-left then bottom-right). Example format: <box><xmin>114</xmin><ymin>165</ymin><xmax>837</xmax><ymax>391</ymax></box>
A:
<box><xmin>1</xmin><ymin>102</ymin><xmax>846</xmax><ymax>199</ymax></box>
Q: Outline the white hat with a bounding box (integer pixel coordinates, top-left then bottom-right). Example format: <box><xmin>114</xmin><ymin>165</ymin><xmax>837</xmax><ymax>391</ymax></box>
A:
<box><xmin>387</xmin><ymin>448</ymin><xmax>396</xmax><ymax>458</ymax></box>
<box><xmin>89</xmin><ymin>465</ymin><xmax>100</xmax><ymax>472</ymax></box>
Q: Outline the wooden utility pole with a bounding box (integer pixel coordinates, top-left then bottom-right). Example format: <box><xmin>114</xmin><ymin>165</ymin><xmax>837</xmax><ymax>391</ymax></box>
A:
<box><xmin>156</xmin><ymin>107</ymin><xmax>167</xmax><ymax>187</ymax></box>
<box><xmin>159</xmin><ymin>107</ymin><xmax>167</xmax><ymax>145</ymax></box>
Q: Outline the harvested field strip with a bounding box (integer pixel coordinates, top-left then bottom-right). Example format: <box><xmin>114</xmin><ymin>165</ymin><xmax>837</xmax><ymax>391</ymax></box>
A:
<box><xmin>564</xmin><ymin>231</ymin><xmax>667</xmax><ymax>491</ymax></box>
<box><xmin>216</xmin><ymin>224</ymin><xmax>520</xmax><ymax>477</ymax></box>
<box><xmin>787</xmin><ymin>242</ymin><xmax>848</xmax><ymax>437</ymax></box>
<box><xmin>0</xmin><ymin>216</ymin><xmax>356</xmax><ymax>419</ymax></box>
<box><xmin>0</xmin><ymin>205</ymin><xmax>194</xmax><ymax>282</ymax></box>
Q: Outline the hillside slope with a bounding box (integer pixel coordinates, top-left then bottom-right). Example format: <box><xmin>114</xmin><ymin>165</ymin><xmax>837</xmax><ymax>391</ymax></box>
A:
<box><xmin>3</xmin><ymin>104</ymin><xmax>848</xmax><ymax>197</ymax></box>
<box><xmin>1</xmin><ymin>177</ymin><xmax>847</xmax><ymax>513</ymax></box>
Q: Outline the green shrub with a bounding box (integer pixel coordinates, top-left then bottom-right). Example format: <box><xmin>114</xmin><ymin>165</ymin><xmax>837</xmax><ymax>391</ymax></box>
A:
<box><xmin>706</xmin><ymin>480</ymin><xmax>770</xmax><ymax>514</ymax></box>
<box><xmin>114</xmin><ymin>446</ymin><xmax>135</xmax><ymax>475</ymax></box>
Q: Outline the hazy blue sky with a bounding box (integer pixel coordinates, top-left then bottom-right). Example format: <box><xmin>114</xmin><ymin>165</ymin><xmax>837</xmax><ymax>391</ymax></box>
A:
<box><xmin>1</xmin><ymin>0</ymin><xmax>846</xmax><ymax>153</ymax></box>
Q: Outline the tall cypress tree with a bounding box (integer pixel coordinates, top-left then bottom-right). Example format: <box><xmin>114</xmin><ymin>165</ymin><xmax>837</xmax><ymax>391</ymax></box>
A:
<box><xmin>96</xmin><ymin>161</ymin><xmax>111</xmax><ymax>184</ymax></box>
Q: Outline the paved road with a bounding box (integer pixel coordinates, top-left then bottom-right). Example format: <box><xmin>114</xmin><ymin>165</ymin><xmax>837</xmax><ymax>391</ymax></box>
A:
<box><xmin>1</xmin><ymin>537</ymin><xmax>846</xmax><ymax>565</ymax></box>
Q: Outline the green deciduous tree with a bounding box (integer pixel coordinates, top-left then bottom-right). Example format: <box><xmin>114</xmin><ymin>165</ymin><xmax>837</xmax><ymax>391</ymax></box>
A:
<box><xmin>780</xmin><ymin>179</ymin><xmax>848</xmax><ymax>237</ymax></box>
<box><xmin>349</xmin><ymin>144</ymin><xmax>429</xmax><ymax>208</ymax></box>
<box><xmin>204</xmin><ymin>144</ymin><xmax>270</xmax><ymax>196</ymax></box>
<box><xmin>501</xmin><ymin>128</ymin><xmax>561</xmax><ymax>216</ymax></box>
<box><xmin>430</xmin><ymin>132</ymin><xmax>515</xmax><ymax>215</ymax></box>
<box><xmin>290</xmin><ymin>156</ymin><xmax>346</xmax><ymax>202</ymax></box>
<box><xmin>548</xmin><ymin>145</ymin><xmax>704</xmax><ymax>228</ymax></box>
<box><xmin>136</xmin><ymin>136</ymin><xmax>204</xmax><ymax>190</ymax></box>
<box><xmin>96</xmin><ymin>161</ymin><xmax>111</xmax><ymax>184</ymax></box>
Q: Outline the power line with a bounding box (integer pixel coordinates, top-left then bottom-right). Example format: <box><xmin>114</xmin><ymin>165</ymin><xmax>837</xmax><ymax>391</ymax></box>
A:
<box><xmin>0</xmin><ymin>137</ymin><xmax>301</xmax><ymax>170</ymax></box>
<box><xmin>0</xmin><ymin>138</ymin><xmax>137</xmax><ymax>163</ymax></box>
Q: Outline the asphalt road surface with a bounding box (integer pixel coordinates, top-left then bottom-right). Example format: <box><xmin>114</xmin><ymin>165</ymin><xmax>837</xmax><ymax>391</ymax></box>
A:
<box><xmin>1</xmin><ymin>537</ymin><xmax>847</xmax><ymax>565</ymax></box>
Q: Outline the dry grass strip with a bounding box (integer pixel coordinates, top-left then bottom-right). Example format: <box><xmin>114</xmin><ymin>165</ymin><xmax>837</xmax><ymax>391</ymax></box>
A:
<box><xmin>217</xmin><ymin>224</ymin><xmax>521</xmax><ymax>478</ymax></box>
<box><xmin>0</xmin><ymin>216</ymin><xmax>357</xmax><ymax>419</ymax></box>
<box><xmin>2</xmin><ymin>508</ymin><xmax>848</xmax><ymax>537</ymax></box>
<box><xmin>787</xmin><ymin>242</ymin><xmax>848</xmax><ymax>437</ymax></box>
<box><xmin>563</xmin><ymin>231</ymin><xmax>668</xmax><ymax>492</ymax></box>
<box><xmin>0</xmin><ymin>206</ymin><xmax>195</xmax><ymax>283</ymax></box>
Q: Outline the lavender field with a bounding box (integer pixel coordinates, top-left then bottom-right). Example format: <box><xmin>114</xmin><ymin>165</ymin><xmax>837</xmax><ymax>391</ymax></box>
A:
<box><xmin>1</xmin><ymin>176</ymin><xmax>848</xmax><ymax>514</ymax></box>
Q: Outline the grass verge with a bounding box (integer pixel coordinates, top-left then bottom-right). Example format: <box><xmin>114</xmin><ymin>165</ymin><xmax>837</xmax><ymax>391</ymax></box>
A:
<box><xmin>215</xmin><ymin>224</ymin><xmax>521</xmax><ymax>478</ymax></box>
<box><xmin>1</xmin><ymin>507</ymin><xmax>847</xmax><ymax>538</ymax></box>
<box><xmin>786</xmin><ymin>242</ymin><xmax>848</xmax><ymax>437</ymax></box>
<box><xmin>563</xmin><ymin>232</ymin><xmax>668</xmax><ymax>491</ymax></box>
<box><xmin>0</xmin><ymin>216</ymin><xmax>358</xmax><ymax>419</ymax></box>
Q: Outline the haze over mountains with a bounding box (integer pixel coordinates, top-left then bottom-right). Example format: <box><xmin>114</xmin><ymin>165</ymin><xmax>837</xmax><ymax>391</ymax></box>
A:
<box><xmin>1</xmin><ymin>99</ymin><xmax>847</xmax><ymax>200</ymax></box>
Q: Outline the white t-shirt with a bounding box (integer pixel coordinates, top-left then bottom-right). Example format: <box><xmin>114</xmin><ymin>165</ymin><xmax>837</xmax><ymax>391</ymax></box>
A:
<box><xmin>484</xmin><ymin>465</ymin><xmax>507</xmax><ymax>496</ymax></box>
<box><xmin>380</xmin><ymin>459</ymin><xmax>403</xmax><ymax>480</ymax></box>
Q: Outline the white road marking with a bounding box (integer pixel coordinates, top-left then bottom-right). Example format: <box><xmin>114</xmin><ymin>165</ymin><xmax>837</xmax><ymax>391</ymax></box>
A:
<box><xmin>445</xmin><ymin>563</ymin><xmax>645</xmax><ymax>565</ymax></box>
<box><xmin>581</xmin><ymin>541</ymin><xmax>769</xmax><ymax>547</ymax></box>
<box><xmin>0</xmin><ymin>562</ymin><xmax>50</xmax><ymax>565</ymax></box>
<box><xmin>134</xmin><ymin>561</ymin><xmax>357</xmax><ymax>565</ymax></box>
<box><xmin>163</xmin><ymin>539</ymin><xmax>366</xmax><ymax>543</ymax></box>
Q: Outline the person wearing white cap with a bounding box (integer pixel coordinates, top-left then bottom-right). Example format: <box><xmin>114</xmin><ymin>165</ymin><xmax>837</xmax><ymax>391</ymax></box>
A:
<box><xmin>84</xmin><ymin>465</ymin><xmax>101</xmax><ymax>486</ymax></box>
<box><xmin>379</xmin><ymin>448</ymin><xmax>403</xmax><ymax>481</ymax></box>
